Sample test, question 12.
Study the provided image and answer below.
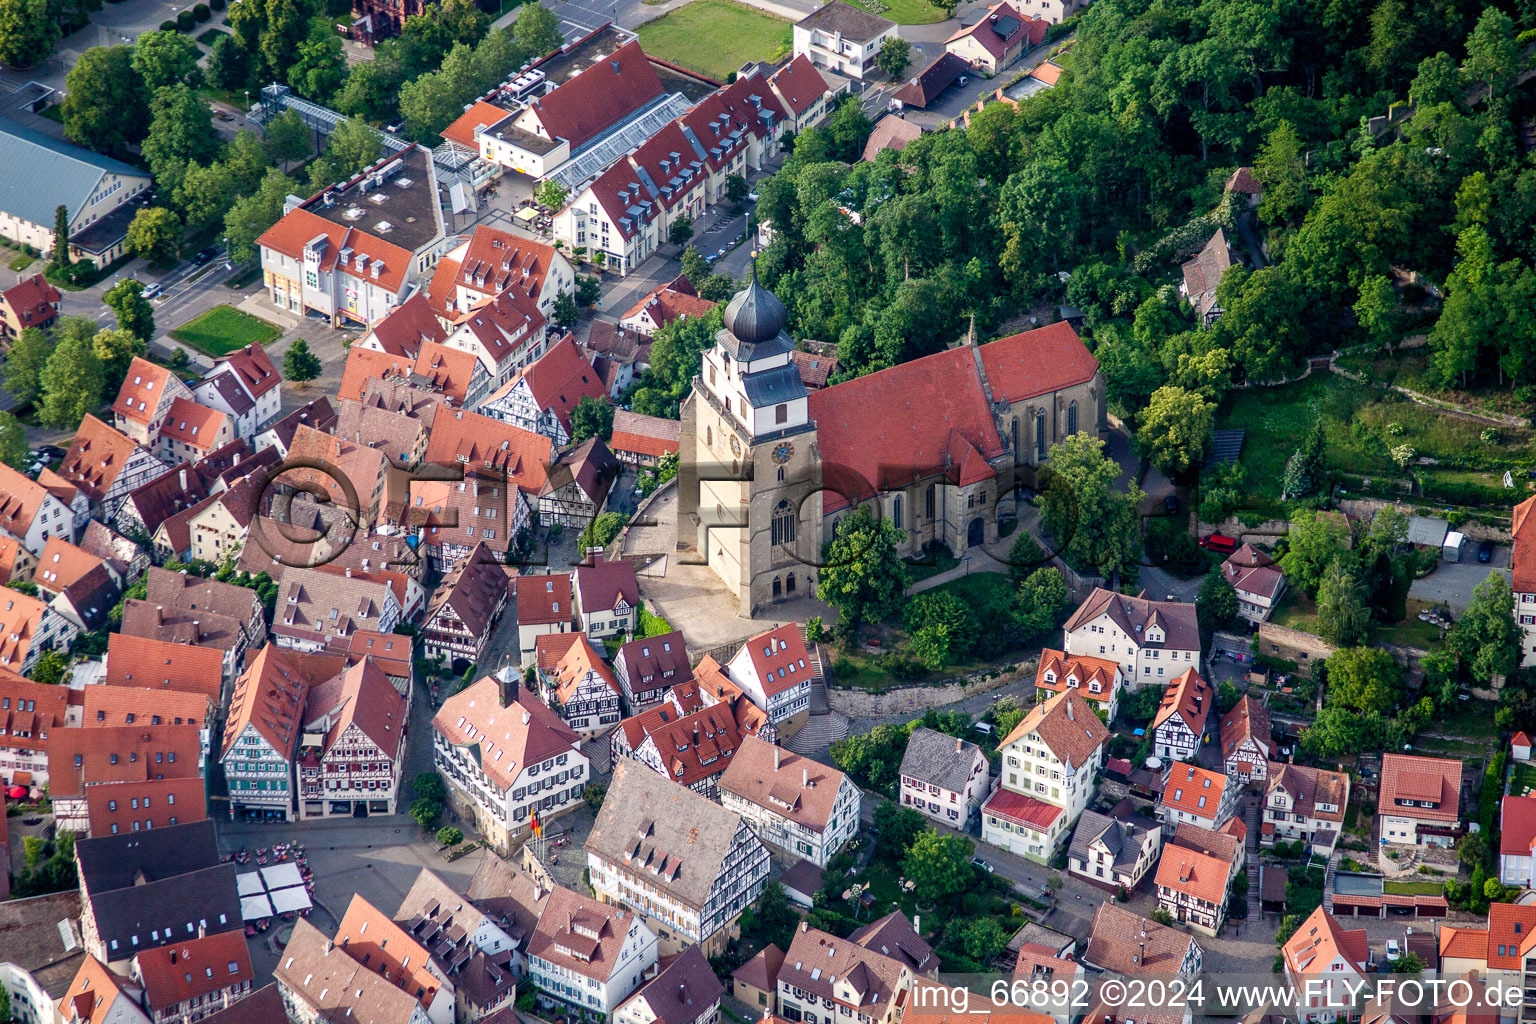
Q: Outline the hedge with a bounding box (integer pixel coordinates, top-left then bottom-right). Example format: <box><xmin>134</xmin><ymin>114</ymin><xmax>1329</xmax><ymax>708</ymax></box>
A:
<box><xmin>160</xmin><ymin>18</ymin><xmax>177</xmax><ymax>29</ymax></box>
<box><xmin>1418</xmin><ymin>477</ymin><xmax>1510</xmax><ymax>508</ymax></box>
<box><xmin>193</xmin><ymin>4</ymin><xmax>211</xmax><ymax>20</ymax></box>
<box><xmin>176</xmin><ymin>9</ymin><xmax>195</xmax><ymax>28</ymax></box>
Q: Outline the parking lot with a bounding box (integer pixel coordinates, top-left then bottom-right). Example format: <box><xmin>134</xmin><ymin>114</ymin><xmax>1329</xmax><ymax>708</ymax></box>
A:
<box><xmin>1409</xmin><ymin>555</ymin><xmax>1512</xmax><ymax>615</ymax></box>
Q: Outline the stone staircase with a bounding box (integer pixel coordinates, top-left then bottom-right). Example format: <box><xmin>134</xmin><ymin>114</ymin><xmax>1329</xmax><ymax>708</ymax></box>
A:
<box><xmin>785</xmin><ymin>710</ymin><xmax>851</xmax><ymax>752</ymax></box>
<box><xmin>1322</xmin><ymin>849</ymin><xmax>1340</xmax><ymax>912</ymax></box>
<box><xmin>1245</xmin><ymin>798</ymin><xmax>1263</xmax><ymax>918</ymax></box>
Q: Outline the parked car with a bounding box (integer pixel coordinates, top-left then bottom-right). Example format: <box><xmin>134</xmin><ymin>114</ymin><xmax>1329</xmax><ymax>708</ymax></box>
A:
<box><xmin>747</xmin><ymin>191</ymin><xmax>760</xmax><ymax>202</ymax></box>
<box><xmin>957</xmin><ymin>75</ymin><xmax>970</xmax><ymax>86</ymax></box>
<box><xmin>141</xmin><ymin>281</ymin><xmax>163</xmax><ymax>299</ymax></box>
<box><xmin>1164</xmin><ymin>493</ymin><xmax>1180</xmax><ymax>515</ymax></box>
<box><xmin>1386</xmin><ymin>939</ymin><xmax>1401</xmax><ymax>962</ymax></box>
<box><xmin>971</xmin><ymin>857</ymin><xmax>993</xmax><ymax>873</ymax></box>
<box><xmin>1200</xmin><ymin>533</ymin><xmax>1238</xmax><ymax>554</ymax></box>
<box><xmin>34</xmin><ymin>444</ymin><xmax>63</xmax><ymax>460</ymax></box>
<box><xmin>191</xmin><ymin>248</ymin><xmax>218</xmax><ymax>266</ymax></box>
<box><xmin>1478</xmin><ymin>540</ymin><xmax>1495</xmax><ymax>563</ymax></box>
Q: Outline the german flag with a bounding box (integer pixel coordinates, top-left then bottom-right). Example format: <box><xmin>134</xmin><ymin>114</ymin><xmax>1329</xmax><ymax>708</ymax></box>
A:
<box><xmin>531</xmin><ymin>811</ymin><xmax>542</xmax><ymax>839</ymax></box>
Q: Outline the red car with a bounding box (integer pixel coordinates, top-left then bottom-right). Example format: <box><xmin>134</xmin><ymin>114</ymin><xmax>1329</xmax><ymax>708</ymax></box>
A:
<box><xmin>1200</xmin><ymin>533</ymin><xmax>1238</xmax><ymax>554</ymax></box>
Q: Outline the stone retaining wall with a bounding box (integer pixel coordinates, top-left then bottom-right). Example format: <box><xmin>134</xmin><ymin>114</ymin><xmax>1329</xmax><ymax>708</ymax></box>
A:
<box><xmin>827</xmin><ymin>658</ymin><xmax>1036</xmax><ymax>716</ymax></box>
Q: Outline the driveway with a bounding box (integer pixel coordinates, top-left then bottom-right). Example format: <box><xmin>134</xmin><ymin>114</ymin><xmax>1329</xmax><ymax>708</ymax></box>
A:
<box><xmin>1409</xmin><ymin>561</ymin><xmax>1512</xmax><ymax>616</ymax></box>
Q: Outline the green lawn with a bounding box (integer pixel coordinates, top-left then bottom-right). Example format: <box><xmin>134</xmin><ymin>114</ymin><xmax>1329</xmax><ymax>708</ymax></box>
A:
<box><xmin>8</xmin><ymin>254</ymin><xmax>34</xmax><ymax>272</ymax></box>
<box><xmin>1511</xmin><ymin>762</ymin><xmax>1536</xmax><ymax>797</ymax></box>
<box><xmin>637</xmin><ymin>0</ymin><xmax>791</xmax><ymax>80</ymax></box>
<box><xmin>38</xmin><ymin>104</ymin><xmax>63</xmax><ymax>123</ymax></box>
<box><xmin>1382</xmin><ymin>879</ymin><xmax>1446</xmax><ymax>896</ymax></box>
<box><xmin>845</xmin><ymin>0</ymin><xmax>948</xmax><ymax>24</ymax></box>
<box><xmin>170</xmin><ymin>305</ymin><xmax>282</xmax><ymax>356</ymax></box>
<box><xmin>1215</xmin><ymin>372</ymin><xmax>1536</xmax><ymax>516</ymax></box>
<box><xmin>928</xmin><ymin>570</ymin><xmax>1014</xmax><ymax>607</ymax></box>
<box><xmin>904</xmin><ymin>548</ymin><xmax>959</xmax><ymax>583</ymax></box>
<box><xmin>197</xmin><ymin>27</ymin><xmax>228</xmax><ymax>44</ymax></box>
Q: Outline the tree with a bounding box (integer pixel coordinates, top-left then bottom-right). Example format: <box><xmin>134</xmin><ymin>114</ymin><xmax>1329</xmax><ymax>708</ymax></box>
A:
<box><xmin>226</xmin><ymin>169</ymin><xmax>302</xmax><ymax>266</ymax></box>
<box><xmin>1278</xmin><ymin>509</ymin><xmax>1352</xmax><ymax>595</ymax></box>
<box><xmin>1136</xmin><ymin>385</ymin><xmax>1214</xmax><ymax>475</ymax></box>
<box><xmin>1281</xmin><ymin>421</ymin><xmax>1326</xmax><ymax>500</ymax></box>
<box><xmin>412</xmin><ymin>771</ymin><xmax>445</xmax><ymax>802</ymax></box>
<box><xmin>283</xmin><ymin>338</ymin><xmax>321</xmax><ymax>382</ymax></box>
<box><xmin>142</xmin><ymin>84</ymin><xmax>221</xmax><ymax>195</ymax></box>
<box><xmin>204</xmin><ymin>34</ymin><xmax>251</xmax><ymax>91</ymax></box>
<box><xmin>37</xmin><ymin>318</ymin><xmax>104</xmax><ymax>429</ymax></box>
<box><xmin>1390</xmin><ymin>952</ymin><xmax>1424</xmax><ymax>975</ymax></box>
<box><xmin>1199</xmin><ymin>565</ymin><xmax>1238</xmax><ymax>627</ymax></box>
<box><xmin>535</xmin><ymin>180</ymin><xmax>569</xmax><ymax>211</ymax></box>
<box><xmin>1015</xmin><ymin>567</ymin><xmax>1069</xmax><ymax>641</ymax></box>
<box><xmin>905</xmin><ymin>590</ymin><xmax>978</xmax><ymax>668</ymax></box>
<box><xmin>583</xmin><ymin>781</ymin><xmax>607</xmax><ymax>810</ymax></box>
<box><xmin>1006</xmin><ymin>530</ymin><xmax>1047</xmax><ymax>580</ymax></box>
<box><xmin>132</xmin><ymin>30</ymin><xmax>203</xmax><ymax>90</ymax></box>
<box><xmin>901</xmin><ymin>828</ymin><xmax>974</xmax><ymax>902</ymax></box>
<box><xmin>669</xmin><ymin>217</ymin><xmax>694</xmax><ymax>246</ymax></box>
<box><xmin>513</xmin><ymin>2</ymin><xmax>561</xmax><ymax>59</ymax></box>
<box><xmin>62</xmin><ymin>46</ymin><xmax>148</xmax><ymax>154</ymax></box>
<box><xmin>104</xmin><ymin>280</ymin><xmax>155</xmax><ymax>343</ymax></box>
<box><xmin>175</xmin><ymin>161</ymin><xmax>240</xmax><ymax>235</ymax></box>
<box><xmin>1326</xmin><ymin>646</ymin><xmax>1404</xmax><ymax>716</ymax></box>
<box><xmin>229</xmin><ymin>0</ymin><xmax>321</xmax><ymax>85</ymax></box>
<box><xmin>875</xmin><ymin>36</ymin><xmax>911</xmax><ymax>79</ymax></box>
<box><xmin>956</xmin><ymin>917</ymin><xmax>1008</xmax><ymax>963</ymax></box>
<box><xmin>824</xmin><ymin>97</ymin><xmax>872</xmax><ymax>162</ymax></box>
<box><xmin>410</xmin><ymin>796</ymin><xmax>442</xmax><ymax>827</ymax></box>
<box><xmin>435</xmin><ymin>0</ymin><xmax>487</xmax><ymax>44</ymax></box>
<box><xmin>817</xmin><ymin>505</ymin><xmax>909</xmax><ymax>634</ymax></box>
<box><xmin>579</xmin><ymin>511</ymin><xmax>628</xmax><ymax>550</ymax></box>
<box><xmin>308</xmin><ymin>117</ymin><xmax>380</xmax><ymax>190</ymax></box>
<box><xmin>1255</xmin><ymin>120</ymin><xmax>1307</xmax><ymax>227</ymax></box>
<box><xmin>575</xmin><ymin>275</ymin><xmax>601</xmax><ymax>307</ymax></box>
<box><xmin>1463</xmin><ymin>7</ymin><xmax>1519</xmax><ymax>102</ymax></box>
<box><xmin>1040</xmin><ymin>433</ymin><xmax>1144</xmax><ymax>579</ymax></box>
<box><xmin>0</xmin><ymin>0</ymin><xmax>60</xmax><ymax>70</ymax></box>
<box><xmin>0</xmin><ymin>411</ymin><xmax>25</xmax><ymax>470</ymax></box>
<box><xmin>126</xmin><ymin>206</ymin><xmax>183</xmax><ymax>265</ymax></box>
<box><xmin>871</xmin><ymin>802</ymin><xmax>925</xmax><ymax>855</ymax></box>
<box><xmin>552</xmin><ymin>292</ymin><xmax>580</xmax><ymax>330</ymax></box>
<box><xmin>287</xmin><ymin>22</ymin><xmax>347</xmax><ymax>100</ymax></box>
<box><xmin>726</xmin><ymin>174</ymin><xmax>750</xmax><ymax>205</ymax></box>
<box><xmin>262</xmin><ymin>108</ymin><xmax>310</xmax><ymax>166</ymax></box>
<box><xmin>51</xmin><ymin>205</ymin><xmax>70</xmax><ymax>268</ymax></box>
<box><xmin>1316</xmin><ymin>561</ymin><xmax>1370</xmax><ymax>645</ymax></box>
<box><xmin>28</xmin><ymin>647</ymin><xmax>68</xmax><ymax>685</ymax></box>
<box><xmin>1353</xmin><ymin>274</ymin><xmax>1399</xmax><ymax>348</ymax></box>
<box><xmin>92</xmin><ymin>329</ymin><xmax>147</xmax><ymax>389</ymax></box>
<box><xmin>3</xmin><ymin>327</ymin><xmax>52</xmax><ymax>406</ymax></box>
<box><xmin>570</xmin><ymin>396</ymin><xmax>613</xmax><ymax>442</ymax></box>
<box><xmin>435</xmin><ymin>826</ymin><xmax>464</xmax><ymax>846</ymax></box>
<box><xmin>1448</xmin><ymin>572</ymin><xmax>1520</xmax><ymax>685</ymax></box>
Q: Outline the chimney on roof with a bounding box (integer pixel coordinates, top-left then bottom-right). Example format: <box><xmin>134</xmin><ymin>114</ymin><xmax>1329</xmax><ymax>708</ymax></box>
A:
<box><xmin>802</xmin><ymin>767</ymin><xmax>808</xmax><ymax>788</ymax></box>
<box><xmin>1066</xmin><ymin>698</ymin><xmax>1074</xmax><ymax>721</ymax></box>
<box><xmin>956</xmin><ymin>736</ymin><xmax>963</xmax><ymax>752</ymax></box>
<box><xmin>773</xmin><ymin>745</ymin><xmax>780</xmax><ymax>771</ymax></box>
<box><xmin>178</xmin><ymin>468</ymin><xmax>187</xmax><ymax>490</ymax></box>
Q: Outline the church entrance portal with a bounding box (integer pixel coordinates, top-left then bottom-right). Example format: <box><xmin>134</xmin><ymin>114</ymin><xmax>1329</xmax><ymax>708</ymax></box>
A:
<box><xmin>967</xmin><ymin>517</ymin><xmax>985</xmax><ymax>547</ymax></box>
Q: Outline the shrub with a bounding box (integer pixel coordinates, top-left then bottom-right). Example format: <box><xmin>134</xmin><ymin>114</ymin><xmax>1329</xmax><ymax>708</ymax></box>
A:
<box><xmin>176</xmin><ymin>9</ymin><xmax>195</xmax><ymax>29</ymax></box>
<box><xmin>210</xmin><ymin>0</ymin><xmax>225</xmax><ymax>9</ymax></box>
<box><xmin>160</xmin><ymin>18</ymin><xmax>177</xmax><ymax>29</ymax></box>
<box><xmin>193</xmin><ymin>3</ymin><xmax>210</xmax><ymax>19</ymax></box>
<box><xmin>1419</xmin><ymin>477</ymin><xmax>1509</xmax><ymax>507</ymax></box>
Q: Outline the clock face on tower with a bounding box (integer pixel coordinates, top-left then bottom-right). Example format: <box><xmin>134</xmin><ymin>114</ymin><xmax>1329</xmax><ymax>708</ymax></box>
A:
<box><xmin>772</xmin><ymin>441</ymin><xmax>795</xmax><ymax>464</ymax></box>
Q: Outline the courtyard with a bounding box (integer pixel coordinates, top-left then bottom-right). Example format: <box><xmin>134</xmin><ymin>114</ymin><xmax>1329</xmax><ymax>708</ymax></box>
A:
<box><xmin>636</xmin><ymin>0</ymin><xmax>792</xmax><ymax>80</ymax></box>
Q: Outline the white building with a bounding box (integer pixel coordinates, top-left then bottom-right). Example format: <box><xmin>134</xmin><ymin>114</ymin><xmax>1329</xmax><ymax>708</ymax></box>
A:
<box><xmin>1067</xmin><ymin>810</ymin><xmax>1162</xmax><ymax>894</ymax></box>
<box><xmin>722</xmin><ymin>624</ymin><xmax>814</xmax><ymax>736</ymax></box>
<box><xmin>477</xmin><ymin>335</ymin><xmax>604</xmax><ymax>445</ymax></box>
<box><xmin>1281</xmin><ymin>907</ymin><xmax>1369</xmax><ymax>1024</ymax></box>
<box><xmin>571</xmin><ymin>559</ymin><xmax>638</xmax><ymax>641</ymax></box>
<box><xmin>1063</xmin><ymin>588</ymin><xmax>1202</xmax><ymax>687</ymax></box>
<box><xmin>432</xmin><ymin>672</ymin><xmax>589</xmax><ymax>854</ymax></box>
<box><xmin>1150</xmin><ymin>668</ymin><xmax>1211</xmax><ymax>762</ymax></box>
<box><xmin>0</xmin><ymin>463</ymin><xmax>76</xmax><ymax>557</ymax></box>
<box><xmin>897</xmin><ymin>726</ymin><xmax>989</xmax><ymax>828</ymax></box>
<box><xmin>1221</xmin><ymin>544</ymin><xmax>1287</xmax><ymax>624</ymax></box>
<box><xmin>982</xmin><ymin>690</ymin><xmax>1108</xmax><ymax>864</ymax></box>
<box><xmin>1378</xmin><ymin>752</ymin><xmax>1462</xmax><ymax>849</ymax></box>
<box><xmin>1033</xmin><ymin>648</ymin><xmax>1122</xmax><ymax>721</ymax></box>
<box><xmin>586</xmin><ymin>761</ymin><xmax>771</xmax><ymax>955</ymax></box>
<box><xmin>528</xmin><ymin>886</ymin><xmax>660</xmax><ymax>1019</ymax></box>
<box><xmin>1262</xmin><ymin>761</ymin><xmax>1349</xmax><ymax>856</ymax></box>
<box><xmin>1158</xmin><ymin>763</ymin><xmax>1237</xmax><ymax>833</ymax></box>
<box><xmin>220</xmin><ymin>646</ymin><xmax>337</xmax><ymax>822</ymax></box>
<box><xmin>426</xmin><ymin>225</ymin><xmax>575</xmax><ymax>321</ymax></box>
<box><xmin>776</xmin><ymin>923</ymin><xmax>913</xmax><ymax>1024</ymax></box>
<box><xmin>112</xmin><ymin>358</ymin><xmax>195</xmax><ymax>446</ymax></box>
<box><xmin>792</xmin><ymin>2</ymin><xmax>899</xmax><ymax>80</ymax></box>
<box><xmin>718</xmin><ymin>736</ymin><xmax>860</xmax><ymax>868</ymax></box>
<box><xmin>613</xmin><ymin>946</ymin><xmax>723</xmax><ymax>1024</ymax></box>
<box><xmin>1501</xmin><ymin>795</ymin><xmax>1536</xmax><ymax>888</ymax></box>
<box><xmin>192</xmin><ymin>343</ymin><xmax>284</xmax><ymax>439</ymax></box>
<box><xmin>1219</xmin><ymin>695</ymin><xmax>1272</xmax><ymax>783</ymax></box>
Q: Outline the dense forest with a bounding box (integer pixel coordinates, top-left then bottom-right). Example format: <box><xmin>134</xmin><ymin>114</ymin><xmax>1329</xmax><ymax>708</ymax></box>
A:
<box><xmin>752</xmin><ymin>0</ymin><xmax>1536</xmax><ymax>412</ymax></box>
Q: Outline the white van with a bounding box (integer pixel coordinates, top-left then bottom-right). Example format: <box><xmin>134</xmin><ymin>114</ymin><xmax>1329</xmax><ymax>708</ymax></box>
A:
<box><xmin>973</xmin><ymin>722</ymin><xmax>994</xmax><ymax>737</ymax></box>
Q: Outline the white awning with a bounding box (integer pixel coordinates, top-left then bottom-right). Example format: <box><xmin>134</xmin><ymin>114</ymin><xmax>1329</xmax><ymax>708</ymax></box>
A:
<box><xmin>269</xmin><ymin>885</ymin><xmax>313</xmax><ymax>914</ymax></box>
<box><xmin>236</xmin><ymin>871</ymin><xmax>266</xmax><ymax>897</ymax></box>
<box><xmin>240</xmin><ymin>894</ymin><xmax>274</xmax><ymax>921</ymax></box>
<box><xmin>261</xmin><ymin>863</ymin><xmax>304</xmax><ymax>890</ymax></box>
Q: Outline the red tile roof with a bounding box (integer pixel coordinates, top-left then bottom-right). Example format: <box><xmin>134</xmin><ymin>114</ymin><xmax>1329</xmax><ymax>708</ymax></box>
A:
<box><xmin>1152</xmin><ymin>667</ymin><xmax>1211</xmax><ymax>735</ymax></box>
<box><xmin>0</xmin><ymin>535</ymin><xmax>26</xmax><ymax>584</ymax></box>
<box><xmin>609</xmin><ymin>410</ymin><xmax>680</xmax><ymax>460</ymax></box>
<box><xmin>945</xmin><ymin>2</ymin><xmax>1046</xmax><ymax>61</ymax></box>
<box><xmin>0</xmin><ymin>671</ymin><xmax>69</xmax><ymax>760</ymax></box>
<box><xmin>62</xmin><ymin>956</ymin><xmax>135</xmax><ymax>1024</ymax></box>
<box><xmin>1380</xmin><ymin>752</ymin><xmax>1462</xmax><ymax>824</ymax></box>
<box><xmin>433</xmin><ymin>675</ymin><xmax>581</xmax><ymax>791</ymax></box>
<box><xmin>84</xmin><ymin>685</ymin><xmax>209</xmax><ymax>729</ymax></box>
<box><xmin>413</xmin><ymin>340</ymin><xmax>483</xmax><ymax>404</ymax></box>
<box><xmin>1160</xmin><ymin>763</ymin><xmax>1229</xmax><ymax>820</ymax></box>
<box><xmin>550</xmin><ymin>635</ymin><xmax>620</xmax><ymax>706</ymax></box>
<box><xmin>60</xmin><ymin>415</ymin><xmax>147</xmax><ymax>504</ymax></box>
<box><xmin>1439</xmin><ymin>925</ymin><xmax>1488</xmax><ymax>962</ymax></box>
<box><xmin>1034</xmin><ymin>648</ymin><xmax>1119</xmax><ymax>706</ymax></box>
<box><xmin>86</xmin><ymin>776</ymin><xmax>208</xmax><ymax>836</ymax></box>
<box><xmin>134</xmin><ymin>929</ymin><xmax>251</xmax><ymax>1011</ymax></box>
<box><xmin>1000</xmin><ymin>690</ymin><xmax>1109</xmax><ymax>769</ymax></box>
<box><xmin>362</xmin><ymin>292</ymin><xmax>447</xmax><ymax>358</ymax></box>
<box><xmin>614</xmin><ymin>122</ymin><xmax>706</xmax><ymax>218</ymax></box>
<box><xmin>768</xmin><ymin>54</ymin><xmax>831</xmax><ymax>116</ymax></box>
<box><xmin>978</xmin><ymin>321</ymin><xmax>1098</xmax><ymax>404</ymax></box>
<box><xmin>735</xmin><ymin>623</ymin><xmax>812</xmax><ymax>698</ymax></box>
<box><xmin>890</xmin><ymin>53</ymin><xmax>968</xmax><ymax>109</ymax></box>
<box><xmin>982</xmin><ymin>788</ymin><xmax>1062</xmax><ymax>832</ymax></box>
<box><xmin>257</xmin><ymin>207</ymin><xmax>413</xmax><ymax>293</ymax></box>
<box><xmin>47</xmin><ymin>724</ymin><xmax>202</xmax><ymax>799</ymax></box>
<box><xmin>105</xmin><ymin>633</ymin><xmax>224</xmax><ymax>698</ymax></box>
<box><xmin>1154</xmin><ymin>844</ymin><xmax>1229</xmax><ymax>906</ymax></box>
<box><xmin>506</xmin><ymin>334</ymin><xmax>605</xmax><ymax>435</ymax></box>
<box><xmin>515</xmin><ymin>573</ymin><xmax>571</xmax><ymax>626</ymax></box>
<box><xmin>219</xmin><ymin>343</ymin><xmax>282</xmax><ymax>400</ymax></box>
<box><xmin>1282</xmin><ymin>907</ymin><xmax>1368</xmax><ymax>976</ymax></box>
<box><xmin>424</xmin><ymin>408</ymin><xmax>553</xmax><ymax>494</ymax></box>
<box><xmin>0</xmin><ymin>589</ymin><xmax>49</xmax><ymax>672</ymax></box>
<box><xmin>1</xmin><ymin>274</ymin><xmax>59</xmax><ymax>329</ymax></box>
<box><xmin>443</xmin><ymin>100</ymin><xmax>515</xmax><ymax>149</ymax></box>
<box><xmin>112</xmin><ymin>357</ymin><xmax>179</xmax><ymax>427</ymax></box>
<box><xmin>526</xmin><ymin>41</ymin><xmax>665</xmax><ymax>152</ymax></box>
<box><xmin>621</xmin><ymin>283</ymin><xmax>717</xmax><ymax>330</ymax></box>
<box><xmin>0</xmin><ymin>464</ymin><xmax>53</xmax><ymax>540</ymax></box>
<box><xmin>35</xmin><ymin>536</ymin><xmax>105</xmax><ymax>593</ymax></box>
<box><xmin>1030</xmin><ymin>62</ymin><xmax>1062</xmax><ymax>85</ymax></box>
<box><xmin>1514</xmin><ymin>496</ymin><xmax>1536</xmax><ymax>592</ymax></box>
<box><xmin>159</xmin><ymin>397</ymin><xmax>227</xmax><ymax>452</ymax></box>
<box><xmin>339</xmin><ymin>347</ymin><xmax>417</xmax><ymax>402</ymax></box>
<box><xmin>452</xmin><ymin>226</ymin><xmax>561</xmax><ymax>309</ymax></box>
<box><xmin>334</xmin><ymin>894</ymin><xmax>443</xmax><ymax>1007</ymax></box>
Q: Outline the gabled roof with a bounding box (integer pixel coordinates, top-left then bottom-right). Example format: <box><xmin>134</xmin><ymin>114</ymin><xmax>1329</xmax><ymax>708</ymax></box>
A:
<box><xmin>999</xmin><ymin>690</ymin><xmax>1109</xmax><ymax>770</ymax></box>
<box><xmin>334</xmin><ymin>894</ymin><xmax>443</xmax><ymax>1007</ymax></box>
<box><xmin>1282</xmin><ymin>907</ymin><xmax>1368</xmax><ymax>976</ymax></box>
<box><xmin>83</xmin><ymin>684</ymin><xmax>209</xmax><ymax>729</ymax></box>
<box><xmin>424</xmin><ymin>408</ymin><xmax>553</xmax><ymax>494</ymax></box>
<box><xmin>945</xmin><ymin>2</ymin><xmax>1045</xmax><ymax>60</ymax></box>
<box><xmin>1064</xmin><ymin>588</ymin><xmax>1201</xmax><ymax>651</ymax></box>
<box><xmin>221</xmin><ymin>645</ymin><xmax>344</xmax><ymax>759</ymax></box>
<box><xmin>610</xmin><ymin>409</ymin><xmax>681</xmax><ymax>459</ymax></box>
<box><xmin>768</xmin><ymin>54</ymin><xmax>832</xmax><ymax>116</ymax></box>
<box><xmin>979</xmin><ymin>321</ymin><xmax>1098</xmax><ymax>404</ymax></box>
<box><xmin>216</xmin><ymin>342</ymin><xmax>282</xmax><ymax>400</ymax></box>
<box><xmin>550</xmin><ymin>634</ymin><xmax>621</xmax><ymax>707</ymax></box>
<box><xmin>432</xmin><ymin>674</ymin><xmax>581</xmax><ymax>791</ymax></box>
<box><xmin>1502</xmin><ymin>795</ymin><xmax>1536</xmax><ymax>857</ymax></box>
<box><xmin>36</xmin><ymin>536</ymin><xmax>106</xmax><ymax>594</ymax></box>
<box><xmin>573</xmin><ymin>558</ymin><xmax>638</xmax><ymax>614</ymax></box>
<box><xmin>1154</xmin><ymin>844</ymin><xmax>1230</xmax><ymax>906</ymax></box>
<box><xmin>890</xmin><ymin>53</ymin><xmax>969</xmax><ymax>110</ymax></box>
<box><xmin>862</xmin><ymin>113</ymin><xmax>923</xmax><ymax>160</ymax></box>
<box><xmin>304</xmin><ymin>657</ymin><xmax>407</xmax><ymax>762</ymax></box>
<box><xmin>507</xmin><ymin>334</ymin><xmax>606</xmax><ymax>434</ymax></box>
<box><xmin>1222</xmin><ymin>543</ymin><xmax>1285</xmax><ymax>599</ymax></box>
<box><xmin>60</xmin><ymin>415</ymin><xmax>150</xmax><ymax>504</ymax></box>
<box><xmin>449</xmin><ymin>225</ymin><xmax>562</xmax><ymax>308</ymax></box>
<box><xmin>158</xmin><ymin>397</ymin><xmax>227</xmax><ymax>452</ymax></box>
<box><xmin>1152</xmin><ymin>667</ymin><xmax>1211</xmax><ymax>735</ymax></box>
<box><xmin>426</xmin><ymin>540</ymin><xmax>511</xmax><ymax>639</ymax></box>
<box><xmin>849</xmin><ymin>909</ymin><xmax>934</xmax><ymax>975</ymax></box>
<box><xmin>134</xmin><ymin>928</ymin><xmax>252</xmax><ymax>1011</ymax></box>
<box><xmin>541</xmin><ymin>436</ymin><xmax>619</xmax><ymax>505</ymax></box>
<box><xmin>719</xmin><ymin>735</ymin><xmax>849</xmax><ymax>831</ymax></box>
<box><xmin>1159</xmin><ymin>763</ymin><xmax>1229</xmax><ymax>820</ymax></box>
<box><xmin>86</xmin><ymin>776</ymin><xmax>208</xmax><ymax>836</ymax></box>
<box><xmin>621</xmin><ymin>700</ymin><xmax>747</xmax><ymax>789</ymax></box>
<box><xmin>1515</xmin><ymin>496</ymin><xmax>1536</xmax><ymax>592</ymax></box>
<box><xmin>443</xmin><ymin>100</ymin><xmax>516</xmax><ymax>150</ymax></box>
<box><xmin>60</xmin><ymin>956</ymin><xmax>139</xmax><ymax>1024</ymax></box>
<box><xmin>275</xmin><ymin>917</ymin><xmax>425</xmax><ymax>1024</ymax></box>
<box><xmin>256</xmin><ymin>206</ymin><xmax>413</xmax><ymax>293</ymax></box>
<box><xmin>1083</xmin><ymin>903</ymin><xmax>1196</xmax><ymax>974</ymax></box>
<box><xmin>0</xmin><ymin>588</ymin><xmax>50</xmax><ymax>671</ymax></box>
<box><xmin>106</xmin><ymin>632</ymin><xmax>224</xmax><ymax>698</ymax></box>
<box><xmin>1265</xmin><ymin>761</ymin><xmax>1348</xmax><ymax>823</ymax></box>
<box><xmin>530</xmin><ymin>884</ymin><xmax>643</xmax><ymax>983</ymax></box>
<box><xmin>1379</xmin><ymin>753</ymin><xmax>1461</xmax><ymax>823</ymax></box>
<box><xmin>1034</xmin><ymin>648</ymin><xmax>1120</xmax><ymax>704</ymax></box>
<box><xmin>0</xmin><ymin>463</ymin><xmax>55</xmax><ymax>538</ymax></box>
<box><xmin>516</xmin><ymin>573</ymin><xmax>571</xmax><ymax>626</ymax></box>
<box><xmin>621</xmin><ymin>279</ymin><xmax>717</xmax><ymax>328</ymax></box>
<box><xmin>0</xmin><ymin>273</ymin><xmax>59</xmax><ymax>329</ymax></box>
<box><xmin>1220</xmin><ymin>695</ymin><xmax>1271</xmax><ymax>760</ymax></box>
<box><xmin>361</xmin><ymin>291</ymin><xmax>447</xmax><ymax>358</ymax></box>
<box><xmin>780</xmin><ymin>922</ymin><xmax>908</xmax><ymax>1017</ymax></box>
<box><xmin>1068</xmin><ymin>810</ymin><xmax>1156</xmax><ymax>873</ymax></box>
<box><xmin>900</xmin><ymin>726</ymin><xmax>984</xmax><ymax>793</ymax></box>
<box><xmin>525</xmin><ymin>41</ymin><xmax>665</xmax><ymax>153</ymax></box>
<box><xmin>0</xmin><ymin>116</ymin><xmax>148</xmax><ymax>228</ymax></box>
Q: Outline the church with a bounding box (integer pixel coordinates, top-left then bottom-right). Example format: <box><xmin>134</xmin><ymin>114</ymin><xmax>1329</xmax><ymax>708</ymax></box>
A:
<box><xmin>678</xmin><ymin>272</ymin><xmax>1104</xmax><ymax>618</ymax></box>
